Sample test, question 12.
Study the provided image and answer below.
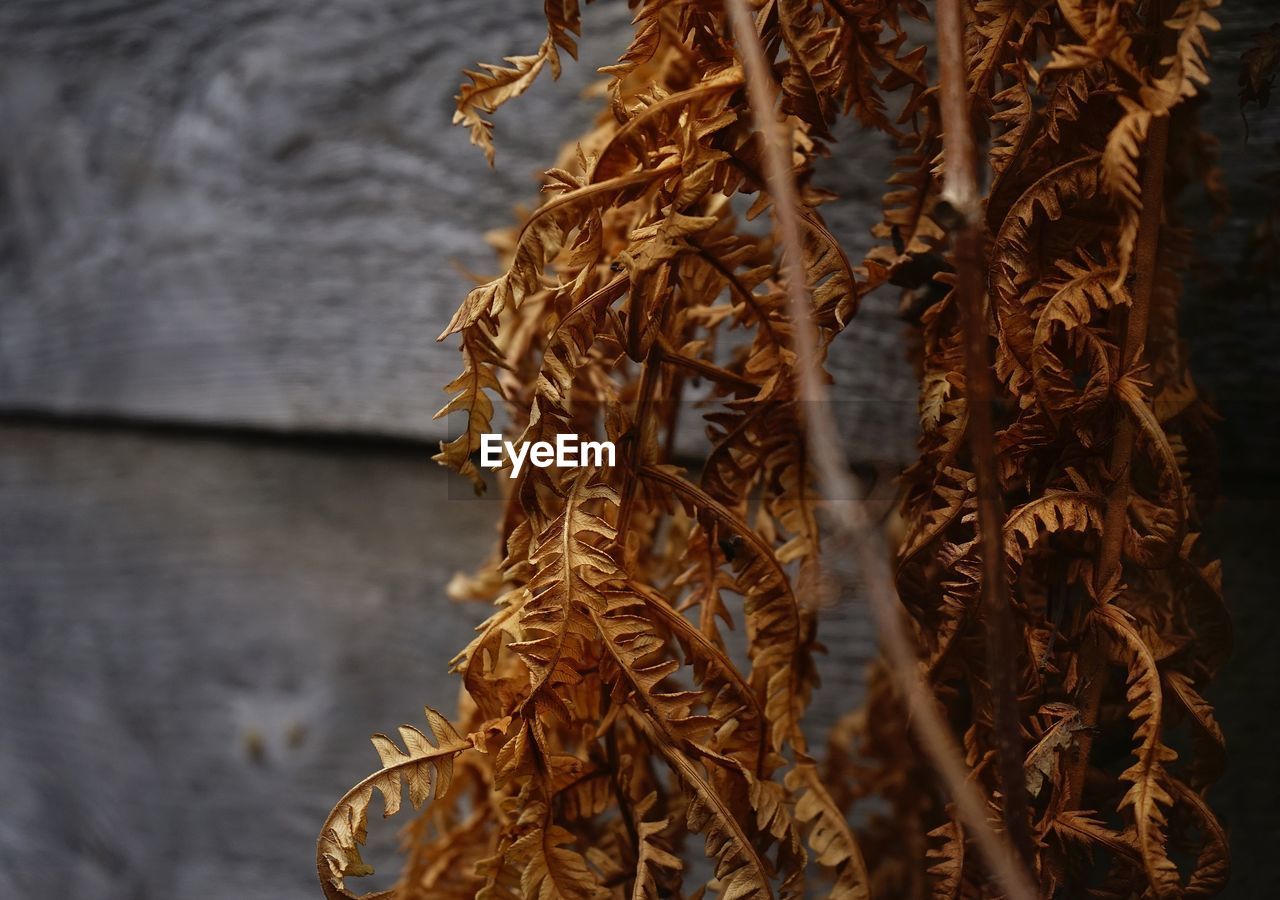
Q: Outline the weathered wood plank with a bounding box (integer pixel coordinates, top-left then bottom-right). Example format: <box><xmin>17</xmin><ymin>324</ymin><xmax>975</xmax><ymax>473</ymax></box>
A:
<box><xmin>0</xmin><ymin>421</ymin><xmax>501</xmax><ymax>897</ymax></box>
<box><xmin>2</xmin><ymin>1</ymin><xmax>1279</xmax><ymax>468</ymax></box>
<box><xmin>0</xmin><ymin>0</ymin><xmax>918</xmax><ymax>463</ymax></box>
<box><xmin>0</xmin><ymin>0</ymin><xmax>624</xmax><ymax>434</ymax></box>
<box><xmin>2</xmin><ymin>422</ymin><xmax>1275</xmax><ymax>897</ymax></box>
<box><xmin>1</xmin><ymin>7</ymin><xmax>1279</xmax><ymax>895</ymax></box>
<box><xmin>0</xmin><ymin>420</ymin><xmax>877</xmax><ymax>897</ymax></box>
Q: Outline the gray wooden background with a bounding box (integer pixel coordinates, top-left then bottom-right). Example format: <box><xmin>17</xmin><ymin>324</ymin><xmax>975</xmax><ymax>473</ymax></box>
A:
<box><xmin>1</xmin><ymin>2</ymin><xmax>1276</xmax><ymax>898</ymax></box>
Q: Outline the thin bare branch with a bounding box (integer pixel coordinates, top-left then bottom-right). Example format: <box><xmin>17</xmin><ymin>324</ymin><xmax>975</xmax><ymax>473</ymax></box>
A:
<box><xmin>936</xmin><ymin>0</ymin><xmax>1036</xmax><ymax>868</ymax></box>
<box><xmin>725</xmin><ymin>2</ymin><xmax>1037</xmax><ymax>897</ymax></box>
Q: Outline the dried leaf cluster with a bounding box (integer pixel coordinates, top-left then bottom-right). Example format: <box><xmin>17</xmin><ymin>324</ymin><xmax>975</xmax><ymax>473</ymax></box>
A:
<box><xmin>318</xmin><ymin>1</ymin><xmax>1231</xmax><ymax>897</ymax></box>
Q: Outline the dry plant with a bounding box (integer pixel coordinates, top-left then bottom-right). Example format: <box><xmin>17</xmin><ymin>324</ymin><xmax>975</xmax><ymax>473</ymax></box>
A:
<box><xmin>317</xmin><ymin>1</ymin><xmax>1230</xmax><ymax>897</ymax></box>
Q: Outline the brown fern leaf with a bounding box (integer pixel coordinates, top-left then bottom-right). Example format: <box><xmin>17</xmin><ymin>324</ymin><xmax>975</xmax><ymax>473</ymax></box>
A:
<box><xmin>515</xmin><ymin>475</ymin><xmax>621</xmax><ymax>699</ymax></box>
<box><xmin>454</xmin><ymin>3</ymin><xmax>582</xmax><ymax>164</ymax></box>
<box><xmin>787</xmin><ymin>763</ymin><xmax>872</xmax><ymax>899</ymax></box>
<box><xmin>775</xmin><ymin>0</ymin><xmax>844</xmax><ymax>140</ymax></box>
<box><xmin>925</xmin><ymin>812</ymin><xmax>965</xmax><ymax>900</ymax></box>
<box><xmin>1003</xmin><ymin>490</ymin><xmax>1105</xmax><ymax>566</ymax></box>
<box><xmin>317</xmin><ymin>708</ymin><xmax>472</xmax><ymax>899</ymax></box>
<box><xmin>631</xmin><ymin>816</ymin><xmax>684</xmax><ymax>900</ymax></box>
<box><xmin>1094</xmin><ymin>603</ymin><xmax>1181</xmax><ymax>897</ymax></box>
<box><xmin>1167</xmin><ymin>777</ymin><xmax>1230</xmax><ymax>897</ymax></box>
<box><xmin>434</xmin><ymin>321</ymin><xmax>508</xmax><ymax>493</ymax></box>
<box><xmin>632</xmin><ymin>711</ymin><xmax>777</xmax><ymax>900</ymax></box>
<box><xmin>508</xmin><ymin>812</ymin><xmax>612</xmax><ymax>900</ymax></box>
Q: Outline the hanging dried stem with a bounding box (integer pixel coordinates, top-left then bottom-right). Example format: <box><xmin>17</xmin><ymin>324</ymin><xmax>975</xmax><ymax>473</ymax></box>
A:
<box><xmin>726</xmin><ymin>1</ymin><xmax>1034</xmax><ymax>897</ymax></box>
<box><xmin>1065</xmin><ymin>111</ymin><xmax>1172</xmax><ymax>815</ymax></box>
<box><xmin>934</xmin><ymin>0</ymin><xmax>1035</xmax><ymax>870</ymax></box>
<box><xmin>317</xmin><ymin>1</ymin><xmax>1231</xmax><ymax>897</ymax></box>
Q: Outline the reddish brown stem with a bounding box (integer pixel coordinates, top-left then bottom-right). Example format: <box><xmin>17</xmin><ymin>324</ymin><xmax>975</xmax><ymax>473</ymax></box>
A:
<box><xmin>658</xmin><ymin>342</ymin><xmax>761</xmax><ymax>393</ymax></box>
<box><xmin>616</xmin><ymin>342</ymin><xmax>663</xmax><ymax>549</ymax></box>
<box><xmin>1064</xmin><ymin>111</ymin><xmax>1170</xmax><ymax>810</ymax></box>
<box><xmin>956</xmin><ymin>224</ymin><xmax>1037</xmax><ymax>867</ymax></box>
<box><xmin>726</xmin><ymin>1</ymin><xmax>1036</xmax><ymax>897</ymax></box>
<box><xmin>937</xmin><ymin>0</ymin><xmax>1036</xmax><ymax>868</ymax></box>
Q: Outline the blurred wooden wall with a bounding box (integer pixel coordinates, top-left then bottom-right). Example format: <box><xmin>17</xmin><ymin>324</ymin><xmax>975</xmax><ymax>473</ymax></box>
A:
<box><xmin>1</xmin><ymin>1</ymin><xmax>1277</xmax><ymax>897</ymax></box>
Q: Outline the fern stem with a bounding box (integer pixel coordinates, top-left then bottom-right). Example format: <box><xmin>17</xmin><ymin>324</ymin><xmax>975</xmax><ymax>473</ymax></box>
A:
<box><xmin>1064</xmin><ymin>0</ymin><xmax>1178</xmax><ymax>822</ymax></box>
<box><xmin>937</xmin><ymin>0</ymin><xmax>1036</xmax><ymax>869</ymax></box>
<box><xmin>659</xmin><ymin>342</ymin><xmax>760</xmax><ymax>393</ymax></box>
<box><xmin>639</xmin><ymin>464</ymin><xmax>800</xmax><ymax>607</ymax></box>
<box><xmin>726</xmin><ymin>1</ymin><xmax>1037</xmax><ymax>897</ymax></box>
<box><xmin>617</xmin><ymin>307</ymin><xmax>670</xmax><ymax>549</ymax></box>
<box><xmin>1064</xmin><ymin>106</ymin><xmax>1171</xmax><ymax>816</ymax></box>
<box><xmin>604</xmin><ymin>698</ymin><xmax>642</xmax><ymax>854</ymax></box>
<box><xmin>692</xmin><ymin>243</ymin><xmax>782</xmax><ymax>344</ymax></box>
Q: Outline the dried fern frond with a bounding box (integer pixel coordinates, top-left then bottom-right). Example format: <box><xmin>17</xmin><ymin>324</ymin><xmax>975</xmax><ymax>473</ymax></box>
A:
<box><xmin>319</xmin><ymin>0</ymin><xmax>1231</xmax><ymax>896</ymax></box>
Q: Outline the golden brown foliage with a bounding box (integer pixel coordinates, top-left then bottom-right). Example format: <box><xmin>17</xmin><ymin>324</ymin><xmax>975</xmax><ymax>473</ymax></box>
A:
<box><xmin>318</xmin><ymin>1</ymin><xmax>1230</xmax><ymax>897</ymax></box>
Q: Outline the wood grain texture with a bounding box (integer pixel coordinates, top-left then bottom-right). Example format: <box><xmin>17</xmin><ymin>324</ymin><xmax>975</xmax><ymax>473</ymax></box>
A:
<box><xmin>0</xmin><ymin>421</ymin><xmax>499</xmax><ymax>898</ymax></box>
<box><xmin>1</xmin><ymin>2</ymin><xmax>1276</xmax><ymax>466</ymax></box>
<box><xmin>0</xmin><ymin>0</ymin><xmax>918</xmax><ymax>464</ymax></box>
<box><xmin>2</xmin><ymin>2</ymin><xmax>1280</xmax><ymax>897</ymax></box>
<box><xmin>0</xmin><ymin>421</ymin><xmax>877</xmax><ymax>898</ymax></box>
<box><xmin>0</xmin><ymin>0</ymin><xmax>627</xmax><ymax>434</ymax></box>
<box><xmin>2</xmin><ymin>423</ymin><xmax>1273</xmax><ymax>898</ymax></box>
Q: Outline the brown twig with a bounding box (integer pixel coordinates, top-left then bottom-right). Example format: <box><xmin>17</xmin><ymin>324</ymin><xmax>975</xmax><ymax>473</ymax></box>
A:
<box><xmin>617</xmin><ymin>283</ymin><xmax>674</xmax><ymax>549</ymax></box>
<box><xmin>1064</xmin><ymin>111</ymin><xmax>1171</xmax><ymax>812</ymax></box>
<box><xmin>725</xmin><ymin>2</ymin><xmax>1037</xmax><ymax>898</ymax></box>
<box><xmin>658</xmin><ymin>341</ymin><xmax>761</xmax><ymax>393</ymax></box>
<box><xmin>1063</xmin><ymin>0</ymin><xmax>1174</xmax><ymax>817</ymax></box>
<box><xmin>936</xmin><ymin>0</ymin><xmax>1036</xmax><ymax>869</ymax></box>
